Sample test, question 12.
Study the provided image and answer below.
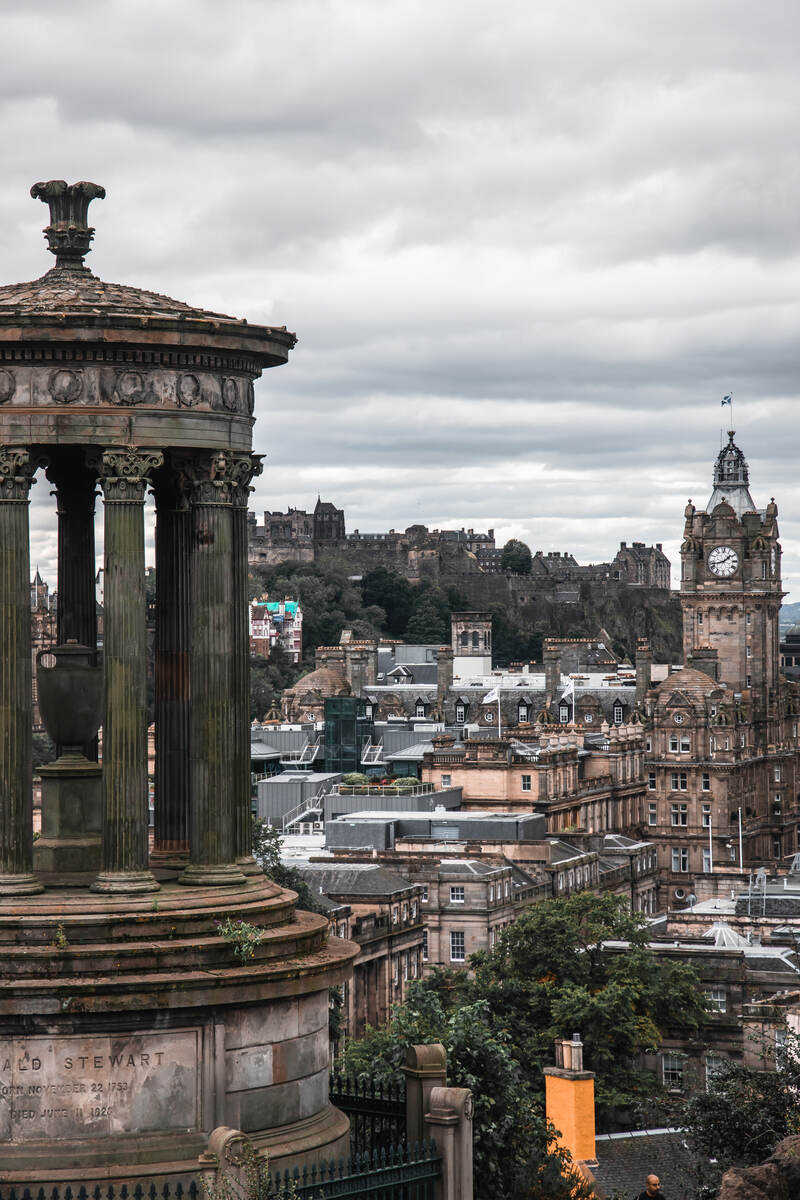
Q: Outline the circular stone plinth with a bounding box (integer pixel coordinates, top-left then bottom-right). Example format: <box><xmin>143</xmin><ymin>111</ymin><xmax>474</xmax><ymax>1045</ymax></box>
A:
<box><xmin>0</xmin><ymin>875</ymin><xmax>358</xmax><ymax>1187</ymax></box>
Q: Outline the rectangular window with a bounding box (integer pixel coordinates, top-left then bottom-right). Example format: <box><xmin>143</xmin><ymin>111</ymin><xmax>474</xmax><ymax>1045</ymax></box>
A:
<box><xmin>671</xmin><ymin>803</ymin><xmax>688</xmax><ymax>827</ymax></box>
<box><xmin>706</xmin><ymin>1055</ymin><xmax>724</xmax><ymax>1091</ymax></box>
<box><xmin>411</xmin><ymin>900</ymin><xmax>417</xmax><ymax>919</ymax></box>
<box><xmin>422</xmin><ymin>928</ymin><xmax>428</xmax><ymax>961</ymax></box>
<box><xmin>402</xmin><ymin>902</ymin><xmax>408</xmax><ymax>922</ymax></box>
<box><xmin>455</xmin><ymin>704</ymin><xmax>465</xmax><ymax>723</ymax></box>
<box><xmin>559</xmin><ymin>705</ymin><xmax>569</xmax><ymax>724</ymax></box>
<box><xmin>702</xmin><ymin>848</ymin><xmax>712</xmax><ymax>873</ymax></box>
<box><xmin>450</xmin><ymin>886</ymin><xmax>465</xmax><ymax>904</ymax></box>
<box><xmin>773</xmin><ymin>837</ymin><xmax>782</xmax><ymax>858</ymax></box>
<box><xmin>420</xmin><ymin>886</ymin><xmax>428</xmax><ymax>903</ymax></box>
<box><xmin>671</xmin><ymin>772</ymin><xmax>679</xmax><ymax>791</ymax></box>
<box><xmin>415</xmin><ymin>703</ymin><xmax>425</xmax><ymax>718</ymax></box>
<box><xmin>521</xmin><ymin>774</ymin><xmax>532</xmax><ymax>792</ymax></box>
<box><xmin>504</xmin><ymin>879</ymin><xmax>510</xmax><ymax>898</ymax></box>
<box><xmin>697</xmin><ymin>612</ymin><xmax>703</xmax><ymax>626</ymax></box>
<box><xmin>648</xmin><ymin>772</ymin><xmax>656</xmax><ymax>790</ymax></box>
<box><xmin>702</xmin><ymin>773</ymin><xmax>710</xmax><ymax>791</ymax></box>
<box><xmin>671</xmin><ymin>848</ymin><xmax>689</xmax><ymax>872</ymax></box>
<box><xmin>762</xmin><ymin>561</ymin><xmax>767</xmax><ymax>579</ymax></box>
<box><xmin>746</xmin><ymin>645</ymin><xmax>752</xmax><ymax>658</ymax></box>
<box><xmin>648</xmin><ymin>801</ymin><xmax>657</xmax><ymax>826</ymax></box>
<box><xmin>613</xmin><ymin>704</ymin><xmax>623</xmax><ymax>725</ymax></box>
<box><xmin>669</xmin><ymin>735</ymin><xmax>679</xmax><ymax>752</ymax></box>
<box><xmin>440</xmin><ymin>774</ymin><xmax>451</xmax><ymax>788</ymax></box>
<box><xmin>662</xmin><ymin>1053</ymin><xmax>685</xmax><ymax>1090</ymax></box>
<box><xmin>707</xmin><ymin>986</ymin><xmax>727</xmax><ymax>1012</ymax></box>
<box><xmin>702</xmin><ymin>803</ymin><xmax>711</xmax><ymax>828</ymax></box>
<box><xmin>680</xmin><ymin>773</ymin><xmax>688</xmax><ymax>790</ymax></box>
<box><xmin>410</xmin><ymin>954</ymin><xmax>417</xmax><ymax>978</ymax></box>
<box><xmin>489</xmin><ymin>884</ymin><xmax>494</xmax><ymax>901</ymax></box>
<box><xmin>746</xmin><ymin>675</ymin><xmax>752</xmax><ymax>689</ymax></box>
<box><xmin>393</xmin><ymin>958</ymin><xmax>399</xmax><ymax>984</ymax></box>
<box><xmin>450</xmin><ymin>931</ymin><xmax>465</xmax><ymax>962</ymax></box>
<box><xmin>680</xmin><ymin>736</ymin><xmax>691</xmax><ymax>752</ymax></box>
<box><xmin>646</xmin><ymin>737</ymin><xmax>652</xmax><ymax>753</ymax></box>
<box><xmin>392</xmin><ymin>906</ymin><xmax>398</xmax><ymax>925</ymax></box>
<box><xmin>518</xmin><ymin>705</ymin><xmax>528</xmax><ymax>723</ymax></box>
<box><xmin>746</xmin><ymin>612</ymin><xmax>751</xmax><ymax>626</ymax></box>
<box><xmin>402</xmin><ymin>953</ymin><xmax>409</xmax><ymax>981</ymax></box>
<box><xmin>775</xmin><ymin>765</ymin><xmax>782</xmax><ymax>782</ymax></box>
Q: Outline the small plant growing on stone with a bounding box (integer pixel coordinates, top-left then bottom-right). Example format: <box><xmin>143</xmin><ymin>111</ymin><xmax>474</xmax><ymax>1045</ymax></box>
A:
<box><xmin>217</xmin><ymin>917</ymin><xmax>263</xmax><ymax>964</ymax></box>
<box><xmin>52</xmin><ymin>923</ymin><xmax>69</xmax><ymax>950</ymax></box>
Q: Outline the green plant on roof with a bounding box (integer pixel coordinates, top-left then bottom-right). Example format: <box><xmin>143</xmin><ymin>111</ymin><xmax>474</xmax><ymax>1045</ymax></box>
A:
<box><xmin>217</xmin><ymin>917</ymin><xmax>264</xmax><ymax>964</ymax></box>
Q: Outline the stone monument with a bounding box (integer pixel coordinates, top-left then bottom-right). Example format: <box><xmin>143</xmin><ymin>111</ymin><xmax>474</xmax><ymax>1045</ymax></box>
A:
<box><xmin>0</xmin><ymin>181</ymin><xmax>357</xmax><ymax>1186</ymax></box>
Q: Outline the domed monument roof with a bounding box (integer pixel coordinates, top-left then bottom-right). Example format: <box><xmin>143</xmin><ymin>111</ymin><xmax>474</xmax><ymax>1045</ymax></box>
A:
<box><xmin>0</xmin><ymin>180</ymin><xmax>295</xmax><ymax>448</ymax></box>
<box><xmin>706</xmin><ymin>430</ymin><xmax>758</xmax><ymax>516</ymax></box>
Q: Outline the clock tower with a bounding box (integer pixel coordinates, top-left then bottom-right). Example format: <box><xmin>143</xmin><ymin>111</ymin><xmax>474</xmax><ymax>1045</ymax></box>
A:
<box><xmin>680</xmin><ymin>432</ymin><xmax>782</xmax><ymax>732</ymax></box>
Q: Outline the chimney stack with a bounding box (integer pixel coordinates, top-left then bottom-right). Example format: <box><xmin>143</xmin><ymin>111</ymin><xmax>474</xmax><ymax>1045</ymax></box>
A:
<box><xmin>635</xmin><ymin>638</ymin><xmax>652</xmax><ymax>703</ymax></box>
<box><xmin>543</xmin><ymin>642</ymin><xmax>561</xmax><ymax>706</ymax></box>
<box><xmin>543</xmin><ymin>1034</ymin><xmax>596</xmax><ymax>1167</ymax></box>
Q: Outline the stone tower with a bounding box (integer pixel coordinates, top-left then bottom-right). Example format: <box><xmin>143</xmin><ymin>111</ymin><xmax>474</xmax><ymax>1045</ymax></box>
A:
<box><xmin>680</xmin><ymin>432</ymin><xmax>782</xmax><ymax>736</ymax></box>
<box><xmin>451</xmin><ymin>611</ymin><xmax>492</xmax><ymax>681</ymax></box>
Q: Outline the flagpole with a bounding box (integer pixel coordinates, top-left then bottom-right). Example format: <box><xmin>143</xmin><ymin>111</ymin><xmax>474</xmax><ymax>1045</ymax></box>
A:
<box><xmin>497</xmin><ymin>695</ymin><xmax>502</xmax><ymax>740</ymax></box>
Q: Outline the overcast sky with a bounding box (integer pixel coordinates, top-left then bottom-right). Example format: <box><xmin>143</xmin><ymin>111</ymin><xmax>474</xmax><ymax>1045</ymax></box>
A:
<box><xmin>2</xmin><ymin>1</ymin><xmax>799</xmax><ymax>596</ymax></box>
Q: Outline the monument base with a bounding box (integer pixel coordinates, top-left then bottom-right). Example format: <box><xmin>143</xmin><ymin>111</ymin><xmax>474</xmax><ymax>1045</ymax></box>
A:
<box><xmin>0</xmin><ymin>875</ymin><xmax>357</xmax><ymax>1187</ymax></box>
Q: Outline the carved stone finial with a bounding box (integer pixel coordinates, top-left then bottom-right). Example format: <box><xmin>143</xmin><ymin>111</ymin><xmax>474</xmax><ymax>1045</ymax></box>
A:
<box><xmin>30</xmin><ymin>180</ymin><xmax>106</xmax><ymax>270</ymax></box>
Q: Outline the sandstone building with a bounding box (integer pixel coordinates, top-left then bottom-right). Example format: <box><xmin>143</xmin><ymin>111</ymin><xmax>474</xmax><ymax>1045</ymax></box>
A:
<box><xmin>642</xmin><ymin>432</ymin><xmax>800</xmax><ymax>905</ymax></box>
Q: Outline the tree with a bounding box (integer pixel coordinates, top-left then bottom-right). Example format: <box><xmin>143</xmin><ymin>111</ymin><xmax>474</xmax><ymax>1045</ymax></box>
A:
<box><xmin>343</xmin><ymin>986</ymin><xmax>593</xmax><ymax>1200</ymax></box>
<box><xmin>361</xmin><ymin>568</ymin><xmax>415</xmax><ymax>638</ymax></box>
<box><xmin>501</xmin><ymin>538</ymin><xmax>532</xmax><ymax>574</ymax></box>
<box><xmin>404</xmin><ymin>590</ymin><xmax>449</xmax><ymax>644</ymax></box>
<box><xmin>466</xmin><ymin>892</ymin><xmax>706</xmax><ymax>1123</ymax></box>
<box><xmin>682</xmin><ymin>1032</ymin><xmax>800</xmax><ymax>1192</ymax></box>
<box><xmin>251</xmin><ymin>817</ymin><xmax>326</xmax><ymax>914</ymax></box>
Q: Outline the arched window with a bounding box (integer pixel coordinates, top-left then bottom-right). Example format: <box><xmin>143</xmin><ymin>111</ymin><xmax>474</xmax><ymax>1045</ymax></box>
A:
<box><xmin>472</xmin><ymin>631</ymin><xmax>480</xmax><ymax>649</ymax></box>
<box><xmin>460</xmin><ymin>631</ymin><xmax>469</xmax><ymax>649</ymax></box>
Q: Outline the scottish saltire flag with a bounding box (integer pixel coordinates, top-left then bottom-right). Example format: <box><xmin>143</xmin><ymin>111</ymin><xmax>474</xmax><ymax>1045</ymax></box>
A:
<box><xmin>721</xmin><ymin>395</ymin><xmax>732</xmax><ymax>406</ymax></box>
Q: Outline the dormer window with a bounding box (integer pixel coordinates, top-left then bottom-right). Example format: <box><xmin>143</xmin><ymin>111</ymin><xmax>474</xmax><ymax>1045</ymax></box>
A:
<box><xmin>559</xmin><ymin>704</ymin><xmax>569</xmax><ymax>724</ymax></box>
<box><xmin>518</xmin><ymin>703</ymin><xmax>529</xmax><ymax>723</ymax></box>
<box><xmin>455</xmin><ymin>703</ymin><xmax>465</xmax><ymax>723</ymax></box>
<box><xmin>415</xmin><ymin>702</ymin><xmax>426</xmax><ymax>718</ymax></box>
<box><xmin>613</xmin><ymin>703</ymin><xmax>623</xmax><ymax>725</ymax></box>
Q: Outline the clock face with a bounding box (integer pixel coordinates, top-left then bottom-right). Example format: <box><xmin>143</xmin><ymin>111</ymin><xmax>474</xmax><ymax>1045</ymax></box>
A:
<box><xmin>708</xmin><ymin>545</ymin><xmax>739</xmax><ymax>577</ymax></box>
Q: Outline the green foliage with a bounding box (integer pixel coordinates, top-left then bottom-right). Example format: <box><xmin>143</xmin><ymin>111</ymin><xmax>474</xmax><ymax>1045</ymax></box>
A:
<box><xmin>360</xmin><ymin>567</ymin><xmax>416</xmax><ymax>638</ymax></box>
<box><xmin>250</xmin><ymin>646</ymin><xmax>301</xmax><ymax>721</ymax></box>
<box><xmin>249</xmin><ymin>564</ymin><xmax>377</xmax><ymax>663</ymax></box>
<box><xmin>501</xmin><ymin>538</ymin><xmax>533</xmax><ymax>574</ymax></box>
<box><xmin>469</xmin><ymin>892</ymin><xmax>706</xmax><ymax>1123</ymax></box>
<box><xmin>492</xmin><ymin>607</ymin><xmax>543</xmax><ymax>667</ymax></box>
<box><xmin>343</xmin><ymin>987</ymin><xmax>593</xmax><ymax>1200</ymax></box>
<box><xmin>404</xmin><ymin>588</ymin><xmax>450</xmax><ymax>644</ymax></box>
<box><xmin>32</xmin><ymin>732</ymin><xmax>56</xmax><ymax>772</ymax></box>
<box><xmin>217</xmin><ymin>917</ymin><xmax>263</xmax><ymax>963</ymax></box>
<box><xmin>251</xmin><ymin>818</ymin><xmax>327</xmax><ymax>915</ymax></box>
<box><xmin>341</xmin><ymin>772</ymin><xmax>370</xmax><ymax>786</ymax></box>
<box><xmin>682</xmin><ymin>1031</ymin><xmax>800</xmax><ymax>1190</ymax></box>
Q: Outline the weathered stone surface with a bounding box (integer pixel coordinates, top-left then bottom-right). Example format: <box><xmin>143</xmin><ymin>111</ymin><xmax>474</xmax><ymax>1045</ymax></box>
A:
<box><xmin>0</xmin><ymin>1030</ymin><xmax>199</xmax><ymax>1141</ymax></box>
<box><xmin>718</xmin><ymin>1136</ymin><xmax>800</xmax><ymax>1199</ymax></box>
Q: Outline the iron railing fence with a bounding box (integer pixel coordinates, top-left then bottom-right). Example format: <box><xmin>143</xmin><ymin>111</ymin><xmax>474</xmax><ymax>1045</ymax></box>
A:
<box><xmin>266</xmin><ymin>1139</ymin><xmax>440</xmax><ymax>1200</ymax></box>
<box><xmin>329</xmin><ymin>1072</ymin><xmax>406</xmax><ymax>1153</ymax></box>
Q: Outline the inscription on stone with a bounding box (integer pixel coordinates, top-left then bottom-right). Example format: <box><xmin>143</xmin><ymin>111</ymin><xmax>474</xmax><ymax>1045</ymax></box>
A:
<box><xmin>0</xmin><ymin>1030</ymin><xmax>199</xmax><ymax>1142</ymax></box>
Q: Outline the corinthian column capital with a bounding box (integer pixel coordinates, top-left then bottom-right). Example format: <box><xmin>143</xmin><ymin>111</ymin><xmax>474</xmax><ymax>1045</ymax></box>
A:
<box><xmin>0</xmin><ymin>447</ymin><xmax>45</xmax><ymax>501</ymax></box>
<box><xmin>231</xmin><ymin>452</ymin><xmax>264</xmax><ymax>508</ymax></box>
<box><xmin>90</xmin><ymin>447</ymin><xmax>164</xmax><ymax>502</ymax></box>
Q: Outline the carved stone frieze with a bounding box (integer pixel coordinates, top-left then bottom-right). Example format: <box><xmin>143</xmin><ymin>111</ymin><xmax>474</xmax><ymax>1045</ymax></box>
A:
<box><xmin>91</xmin><ymin>447</ymin><xmax>165</xmax><ymax>502</ymax></box>
<box><xmin>0</xmin><ymin>359</ymin><xmax>255</xmax><ymax>414</ymax></box>
<box><xmin>0</xmin><ymin>447</ymin><xmax>43</xmax><ymax>500</ymax></box>
<box><xmin>0</xmin><ymin>369</ymin><xmax>15</xmax><ymax>404</ymax></box>
<box><xmin>49</xmin><ymin>367</ymin><xmax>83</xmax><ymax>404</ymax></box>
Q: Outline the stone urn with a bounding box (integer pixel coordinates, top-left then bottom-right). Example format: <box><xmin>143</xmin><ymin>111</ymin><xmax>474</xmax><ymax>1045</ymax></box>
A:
<box><xmin>37</xmin><ymin>641</ymin><xmax>103</xmax><ymax>758</ymax></box>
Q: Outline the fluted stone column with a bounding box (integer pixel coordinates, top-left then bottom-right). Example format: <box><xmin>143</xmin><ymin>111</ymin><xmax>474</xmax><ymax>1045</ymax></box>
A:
<box><xmin>91</xmin><ymin>447</ymin><xmax>163</xmax><ymax>894</ymax></box>
<box><xmin>47</xmin><ymin>451</ymin><xmax>98</xmax><ymax>648</ymax></box>
<box><xmin>151</xmin><ymin>470</ymin><xmax>191</xmax><ymax>869</ymax></box>
<box><xmin>46</xmin><ymin>451</ymin><xmax>98</xmax><ymax>760</ymax></box>
<box><xmin>232</xmin><ymin>454</ymin><xmax>263</xmax><ymax>874</ymax></box>
<box><xmin>180</xmin><ymin>452</ymin><xmax>247</xmax><ymax>887</ymax></box>
<box><xmin>0</xmin><ymin>448</ymin><xmax>44</xmax><ymax>895</ymax></box>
